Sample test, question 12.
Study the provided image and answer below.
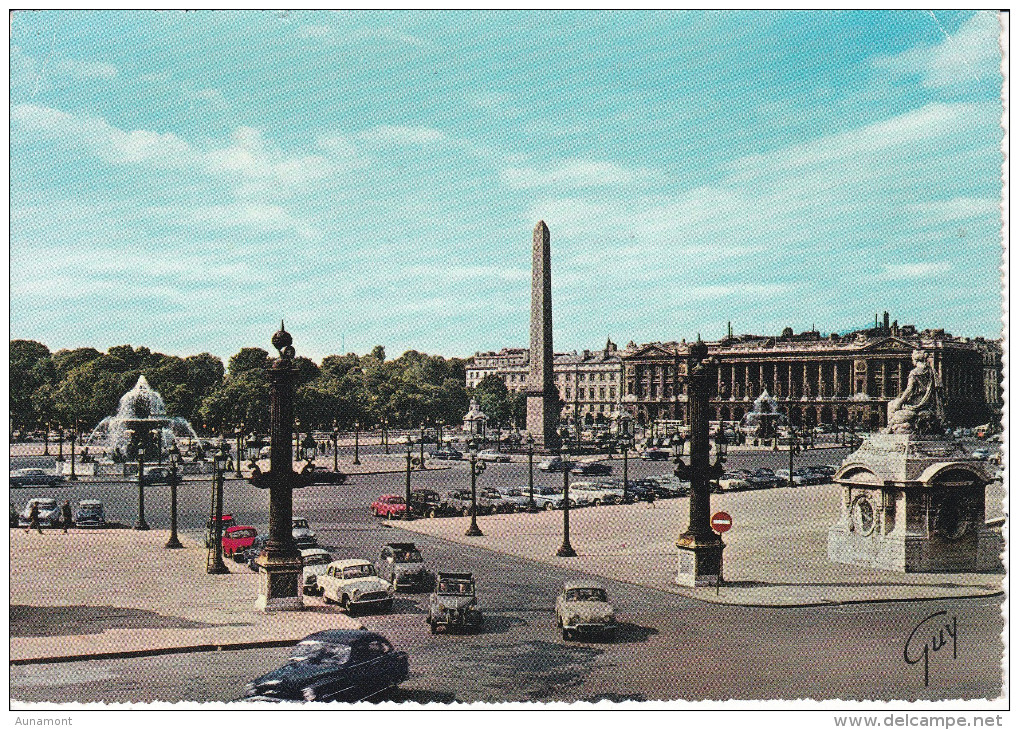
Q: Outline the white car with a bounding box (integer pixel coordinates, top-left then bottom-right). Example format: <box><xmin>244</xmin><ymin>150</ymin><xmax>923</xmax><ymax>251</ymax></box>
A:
<box><xmin>317</xmin><ymin>559</ymin><xmax>395</xmax><ymax>615</ymax></box>
<box><xmin>556</xmin><ymin>580</ymin><xmax>616</xmax><ymax>641</ymax></box>
<box><xmin>477</xmin><ymin>449</ymin><xmax>510</xmax><ymax>463</ymax></box>
<box><xmin>301</xmin><ymin>548</ymin><xmax>333</xmax><ymax>595</ymax></box>
<box><xmin>19</xmin><ymin>498</ymin><xmax>61</xmax><ymax>526</ymax></box>
<box><xmin>567</xmin><ymin>482</ymin><xmax>613</xmax><ymax>506</ymax></box>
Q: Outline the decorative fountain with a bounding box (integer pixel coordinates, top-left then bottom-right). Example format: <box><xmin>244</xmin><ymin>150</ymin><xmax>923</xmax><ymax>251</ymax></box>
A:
<box><xmin>739</xmin><ymin>389</ymin><xmax>788</xmax><ymax>442</ymax></box>
<box><xmin>79</xmin><ymin>375</ymin><xmax>206</xmax><ymax>476</ymax></box>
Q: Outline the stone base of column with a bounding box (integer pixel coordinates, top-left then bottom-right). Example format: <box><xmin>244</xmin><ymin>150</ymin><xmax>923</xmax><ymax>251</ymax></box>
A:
<box><xmin>255</xmin><ymin>553</ymin><xmax>305</xmax><ymax>612</ymax></box>
<box><xmin>675</xmin><ymin>532</ymin><xmax>724</xmax><ymax>587</ymax></box>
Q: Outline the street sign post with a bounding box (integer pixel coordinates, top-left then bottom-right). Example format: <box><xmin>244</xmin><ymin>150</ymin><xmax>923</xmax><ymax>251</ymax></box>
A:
<box><xmin>709</xmin><ymin>511</ymin><xmax>732</xmax><ymax>594</ymax></box>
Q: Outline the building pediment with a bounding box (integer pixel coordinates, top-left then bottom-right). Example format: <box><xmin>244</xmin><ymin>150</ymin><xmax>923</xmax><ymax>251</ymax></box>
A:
<box><xmin>859</xmin><ymin>337</ymin><xmax>915</xmax><ymax>353</ymax></box>
<box><xmin>623</xmin><ymin>343</ymin><xmax>677</xmax><ymax>360</ymax></box>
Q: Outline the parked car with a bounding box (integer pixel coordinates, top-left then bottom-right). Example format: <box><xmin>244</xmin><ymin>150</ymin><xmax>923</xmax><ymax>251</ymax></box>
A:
<box><xmin>795</xmin><ymin>467</ymin><xmax>827</xmax><ymax>485</ymax></box>
<box><xmin>19</xmin><ymin>498</ymin><xmax>61</xmax><ymax>527</ymax></box>
<box><xmin>377</xmin><ymin>542</ymin><xmax>430</xmax><ymax>591</ymax></box>
<box><xmin>429</xmin><ymin>448</ymin><xmax>463</xmax><ymax>461</ymax></box>
<box><xmin>746</xmin><ymin>469</ymin><xmax>779</xmax><ymax>489</ymax></box>
<box><xmin>538</xmin><ymin>456</ymin><xmax>575</xmax><ymax>472</ymax></box>
<box><xmin>479</xmin><ymin>488</ymin><xmax>515</xmax><ymax>513</ymax></box>
<box><xmin>445</xmin><ymin>489</ymin><xmax>494</xmax><ymax>516</ymax></box>
<box><xmin>571</xmin><ymin>461</ymin><xmax>613</xmax><ymax>476</ymax></box>
<box><xmin>204</xmin><ymin>514</ymin><xmax>237</xmax><ymax>548</ymax></box>
<box><xmin>495</xmin><ymin>486</ymin><xmax>534</xmax><ymax>511</ymax></box>
<box><xmin>371</xmin><ymin>494</ymin><xmax>407</xmax><ymax>519</ymax></box>
<box><xmin>426</xmin><ymin>571</ymin><xmax>484</xmax><ymax>634</ymax></box>
<box><xmin>304</xmin><ymin>468</ymin><xmax>348</xmax><ymax>486</ymax></box>
<box><xmin>301</xmin><ymin>547</ymin><xmax>334</xmax><ymax>595</ymax></box>
<box><xmin>640</xmin><ymin>448</ymin><xmax>671</xmax><ymax>461</ymax></box>
<box><xmin>141</xmin><ymin>466</ymin><xmax>177</xmax><ymax>486</ymax></box>
<box><xmin>531</xmin><ymin>486</ymin><xmax>573</xmax><ymax>511</ymax></box>
<box><xmin>243</xmin><ymin>630</ymin><xmax>409</xmax><ymax>702</ymax></box>
<box><xmin>774</xmin><ymin>469</ymin><xmax>803</xmax><ymax>486</ymax></box>
<box><xmin>809</xmin><ymin>465</ymin><xmax>837</xmax><ymax>478</ymax></box>
<box><xmin>477</xmin><ymin>449</ymin><xmax>510</xmax><ymax>463</ymax></box>
<box><xmin>292</xmin><ymin>517</ymin><xmax>318</xmax><ymax>548</ymax></box>
<box><xmin>556</xmin><ymin>581</ymin><xmax>617</xmax><ymax>641</ymax></box>
<box><xmin>244</xmin><ymin>534</ymin><xmax>269</xmax><ymax>571</ymax></box>
<box><xmin>10</xmin><ymin>468</ymin><xmax>65</xmax><ymax>488</ymax></box>
<box><xmin>717</xmin><ymin>472</ymin><xmax>749</xmax><ymax>492</ymax></box>
<box><xmin>569</xmin><ymin>481</ymin><xmax>617</xmax><ymax>506</ymax></box>
<box><xmin>318</xmin><ymin>559</ymin><xmax>395</xmax><ymax>615</ymax></box>
<box><xmin>971</xmin><ymin>449</ymin><xmax>990</xmax><ymax>461</ymax></box>
<box><xmin>223</xmin><ymin>525</ymin><xmax>258</xmax><ymax>560</ymax></box>
<box><xmin>74</xmin><ymin>499</ymin><xmax>106</xmax><ymax>528</ymax></box>
<box><xmin>408</xmin><ymin>489</ymin><xmax>448</xmax><ymax>518</ymax></box>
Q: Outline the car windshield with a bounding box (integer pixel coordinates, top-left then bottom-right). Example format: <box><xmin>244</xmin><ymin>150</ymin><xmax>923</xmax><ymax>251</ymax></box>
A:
<box><xmin>289</xmin><ymin>640</ymin><xmax>351</xmax><ymax>665</ymax></box>
<box><xmin>386</xmin><ymin>497</ymin><xmax>405</xmax><ymax>505</ymax></box>
<box><xmin>304</xmin><ymin>554</ymin><xmax>331</xmax><ymax>566</ymax></box>
<box><xmin>565</xmin><ymin>588</ymin><xmax>607</xmax><ymax>602</ymax></box>
<box><xmin>293</xmin><ymin>519</ymin><xmax>309</xmax><ymax>529</ymax></box>
<box><xmin>343</xmin><ymin>564</ymin><xmax>375</xmax><ymax>579</ymax></box>
<box><xmin>79</xmin><ymin>504</ymin><xmax>103</xmax><ymax>514</ymax></box>
<box><xmin>36</xmin><ymin>500</ymin><xmax>57</xmax><ymax>509</ymax></box>
<box><xmin>229</xmin><ymin>528</ymin><xmax>256</xmax><ymax>539</ymax></box>
<box><xmin>437</xmin><ymin>579</ymin><xmax>473</xmax><ymax>595</ymax></box>
<box><xmin>394</xmin><ymin>550</ymin><xmax>422</xmax><ymax>563</ymax></box>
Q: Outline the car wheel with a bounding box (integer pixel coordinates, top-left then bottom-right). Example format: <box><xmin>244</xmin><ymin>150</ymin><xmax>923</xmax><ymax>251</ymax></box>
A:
<box><xmin>544</xmin><ymin>502</ymin><xmax>554</xmax><ymax>511</ymax></box>
<box><xmin>428</xmin><ymin>509</ymin><xmax>437</xmax><ymax>519</ymax></box>
<box><xmin>462</xmin><ymin>508</ymin><xmax>470</xmax><ymax>517</ymax></box>
<box><xmin>562</xmin><ymin>628</ymin><xmax>572</xmax><ymax>641</ymax></box>
<box><xmin>591</xmin><ymin>499</ymin><xmax>601</xmax><ymax>507</ymax></box>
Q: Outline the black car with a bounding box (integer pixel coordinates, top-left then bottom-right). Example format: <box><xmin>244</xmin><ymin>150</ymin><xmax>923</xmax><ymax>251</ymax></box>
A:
<box><xmin>408</xmin><ymin>489</ymin><xmax>447</xmax><ymax>517</ymax></box>
<box><xmin>571</xmin><ymin>462</ymin><xmax>613</xmax><ymax>476</ymax></box>
<box><xmin>746</xmin><ymin>469</ymin><xmax>779</xmax><ymax>489</ymax></box>
<box><xmin>640</xmin><ymin>448</ymin><xmax>671</xmax><ymax>461</ymax></box>
<box><xmin>429</xmin><ymin>448</ymin><xmax>463</xmax><ymax>461</ymax></box>
<box><xmin>141</xmin><ymin>467</ymin><xmax>178</xmax><ymax>486</ymax></box>
<box><xmin>9</xmin><ymin>468</ymin><xmax>65</xmax><ymax>488</ymax></box>
<box><xmin>244</xmin><ymin>630</ymin><xmax>409</xmax><ymax>702</ymax></box>
<box><xmin>304</xmin><ymin>468</ymin><xmax>348</xmax><ymax>485</ymax></box>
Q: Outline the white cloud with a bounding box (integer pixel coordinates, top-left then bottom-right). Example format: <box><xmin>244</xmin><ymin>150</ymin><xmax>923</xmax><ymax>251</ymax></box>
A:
<box><xmin>910</xmin><ymin>197</ymin><xmax>999</xmax><ymax>223</ymax></box>
<box><xmin>11</xmin><ymin>46</ymin><xmax>117</xmax><ymax>92</ymax></box>
<box><xmin>871</xmin><ymin>11</ymin><xmax>1001</xmax><ymax>88</ymax></box>
<box><xmin>872</xmin><ymin>262</ymin><xmax>953</xmax><ymax>281</ymax></box>
<box><xmin>503</xmin><ymin>160</ymin><xmax>643</xmax><ymax>189</ymax></box>
<box><xmin>358</xmin><ymin>125</ymin><xmax>447</xmax><ymax>145</ymax></box>
<box><xmin>151</xmin><ymin>202</ymin><xmax>320</xmax><ymax>239</ymax></box>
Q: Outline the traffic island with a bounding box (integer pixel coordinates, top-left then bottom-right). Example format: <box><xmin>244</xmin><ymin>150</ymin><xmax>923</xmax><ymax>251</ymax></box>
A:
<box><xmin>393</xmin><ymin>482</ymin><xmax>1004</xmax><ymax>607</ymax></box>
<box><xmin>9</xmin><ymin>528</ymin><xmax>362</xmax><ymax>664</ymax></box>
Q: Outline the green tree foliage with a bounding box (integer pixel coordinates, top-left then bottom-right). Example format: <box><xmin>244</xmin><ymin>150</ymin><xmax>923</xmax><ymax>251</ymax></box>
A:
<box><xmin>11</xmin><ymin>338</ymin><xmax>472</xmax><ymax>435</ymax></box>
<box><xmin>474</xmin><ymin>374</ymin><xmax>513</xmax><ymax>426</ymax></box>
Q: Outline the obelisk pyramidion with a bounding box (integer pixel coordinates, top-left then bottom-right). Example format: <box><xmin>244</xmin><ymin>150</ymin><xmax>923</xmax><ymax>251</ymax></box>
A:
<box><xmin>526</xmin><ymin>221</ymin><xmax>561</xmax><ymax>452</ymax></box>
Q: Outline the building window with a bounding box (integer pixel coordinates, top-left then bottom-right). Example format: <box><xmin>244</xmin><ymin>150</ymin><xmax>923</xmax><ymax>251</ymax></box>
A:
<box><xmin>599</xmin><ymin>387</ymin><xmax>606</xmax><ymax>399</ymax></box>
<box><xmin>565</xmin><ymin>389</ymin><xmax>571</xmax><ymax>399</ymax></box>
<box><xmin>609</xmin><ymin>387</ymin><xmax>616</xmax><ymax>400</ymax></box>
<box><xmin>600</xmin><ymin>373</ymin><xmax>606</xmax><ymax>381</ymax></box>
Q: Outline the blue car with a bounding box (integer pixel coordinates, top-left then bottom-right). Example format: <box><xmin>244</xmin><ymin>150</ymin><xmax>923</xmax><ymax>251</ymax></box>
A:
<box><xmin>244</xmin><ymin>630</ymin><xmax>409</xmax><ymax>702</ymax></box>
<box><xmin>244</xmin><ymin>534</ymin><xmax>269</xmax><ymax>571</ymax></box>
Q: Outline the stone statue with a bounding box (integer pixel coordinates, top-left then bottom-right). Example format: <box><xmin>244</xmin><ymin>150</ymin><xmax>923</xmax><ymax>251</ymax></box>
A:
<box><xmin>885</xmin><ymin>350</ymin><xmax>946</xmax><ymax>434</ymax></box>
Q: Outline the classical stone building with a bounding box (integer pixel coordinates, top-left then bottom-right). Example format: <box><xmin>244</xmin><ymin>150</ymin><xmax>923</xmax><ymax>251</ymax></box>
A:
<box><xmin>620</xmin><ymin>314</ymin><xmax>1001</xmax><ymax>431</ymax></box>
<box><xmin>466</xmin><ymin>339</ymin><xmax>623</xmax><ymax>425</ymax></box>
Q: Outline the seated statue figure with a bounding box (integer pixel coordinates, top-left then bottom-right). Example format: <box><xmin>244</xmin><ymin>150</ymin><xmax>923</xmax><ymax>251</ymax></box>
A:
<box><xmin>885</xmin><ymin>350</ymin><xmax>946</xmax><ymax>435</ymax></box>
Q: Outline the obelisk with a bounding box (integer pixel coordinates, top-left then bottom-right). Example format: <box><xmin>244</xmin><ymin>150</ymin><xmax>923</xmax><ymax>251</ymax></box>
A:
<box><xmin>525</xmin><ymin>221</ymin><xmax>561</xmax><ymax>452</ymax></box>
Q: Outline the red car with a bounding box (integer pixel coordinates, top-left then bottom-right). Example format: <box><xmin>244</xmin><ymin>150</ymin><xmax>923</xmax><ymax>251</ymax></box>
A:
<box><xmin>371</xmin><ymin>494</ymin><xmax>407</xmax><ymax>518</ymax></box>
<box><xmin>222</xmin><ymin>525</ymin><xmax>258</xmax><ymax>559</ymax></box>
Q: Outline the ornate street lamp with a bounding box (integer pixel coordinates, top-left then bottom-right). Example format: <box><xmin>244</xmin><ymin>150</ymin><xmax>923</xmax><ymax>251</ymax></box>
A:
<box><xmin>556</xmin><ymin>438</ymin><xmax>577</xmax><ymax>557</ymax></box>
<box><xmin>673</xmin><ymin>339</ymin><xmax>726</xmax><ymax>587</ymax></box>
<box><xmin>56</xmin><ymin>425</ymin><xmax>64</xmax><ymax>464</ymax></box>
<box><xmin>404</xmin><ymin>437</ymin><xmax>415</xmax><ymax>520</ymax></box>
<box><xmin>465</xmin><ymin>439</ymin><xmax>485</xmax><ymax>537</ymax></box>
<box><xmin>526</xmin><ymin>433</ymin><xmax>536</xmax><ymax>511</ymax></box>
<box><xmin>43</xmin><ymin>422</ymin><xmax>50</xmax><ymax>456</ymax></box>
<box><xmin>418</xmin><ymin>423</ymin><xmax>426</xmax><ymax>469</ymax></box>
<box><xmin>207</xmin><ymin>439</ymin><xmax>230</xmax><ymax>574</ymax></box>
<box><xmin>150</xmin><ymin>427</ymin><xmax>163</xmax><ymax>465</ymax></box>
<box><xmin>134</xmin><ymin>435</ymin><xmax>150</xmax><ymax>531</ymax></box>
<box><xmin>353</xmin><ymin>422</ymin><xmax>361</xmax><ymax>465</ymax></box>
<box><xmin>787</xmin><ymin>427</ymin><xmax>800</xmax><ymax>489</ymax></box>
<box><xmin>621</xmin><ymin>436</ymin><xmax>631</xmax><ymax>504</ymax></box>
<box><xmin>294</xmin><ymin>418</ymin><xmax>302</xmax><ymax>460</ymax></box>
<box><xmin>68</xmin><ymin>420</ymin><xmax>78</xmax><ymax>481</ymax></box>
<box><xmin>234</xmin><ymin>425</ymin><xmax>245</xmax><ymax>479</ymax></box>
<box><xmin>165</xmin><ymin>443</ymin><xmax>183</xmax><ymax>549</ymax></box>
<box><xmin>383</xmin><ymin>418</ymin><xmax>390</xmax><ymax>454</ymax></box>
<box><xmin>331</xmin><ymin>420</ymin><xmax>339</xmax><ymax>472</ymax></box>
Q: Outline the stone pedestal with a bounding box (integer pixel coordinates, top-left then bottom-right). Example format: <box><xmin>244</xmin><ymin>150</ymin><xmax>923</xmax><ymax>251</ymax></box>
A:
<box><xmin>675</xmin><ymin>533</ymin><xmax>724</xmax><ymax>587</ymax></box>
<box><xmin>828</xmin><ymin>434</ymin><xmax>999</xmax><ymax>573</ymax></box>
<box><xmin>255</xmin><ymin>553</ymin><xmax>305</xmax><ymax>612</ymax></box>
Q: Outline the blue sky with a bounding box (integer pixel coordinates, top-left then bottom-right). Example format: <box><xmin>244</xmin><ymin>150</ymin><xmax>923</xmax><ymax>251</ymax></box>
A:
<box><xmin>10</xmin><ymin>10</ymin><xmax>1004</xmax><ymax>362</ymax></box>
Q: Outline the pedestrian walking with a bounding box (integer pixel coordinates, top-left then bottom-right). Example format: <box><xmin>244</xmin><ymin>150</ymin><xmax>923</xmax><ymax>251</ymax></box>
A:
<box><xmin>60</xmin><ymin>500</ymin><xmax>73</xmax><ymax>534</ymax></box>
<box><xmin>646</xmin><ymin>489</ymin><xmax>656</xmax><ymax>508</ymax></box>
<box><xmin>26</xmin><ymin>501</ymin><xmax>42</xmax><ymax>534</ymax></box>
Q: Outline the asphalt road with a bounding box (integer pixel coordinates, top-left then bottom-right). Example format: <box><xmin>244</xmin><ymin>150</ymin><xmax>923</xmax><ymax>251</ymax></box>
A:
<box><xmin>9</xmin><ymin>444</ymin><xmax>1005</xmax><ymax>704</ymax></box>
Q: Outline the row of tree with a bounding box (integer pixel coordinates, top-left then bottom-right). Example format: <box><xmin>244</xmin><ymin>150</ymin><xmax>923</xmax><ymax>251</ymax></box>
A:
<box><xmin>10</xmin><ymin>340</ymin><xmax>527</xmax><ymax>436</ymax></box>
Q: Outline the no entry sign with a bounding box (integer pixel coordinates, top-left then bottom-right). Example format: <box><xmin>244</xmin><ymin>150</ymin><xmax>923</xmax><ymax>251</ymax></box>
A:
<box><xmin>710</xmin><ymin>511</ymin><xmax>733</xmax><ymax>533</ymax></box>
